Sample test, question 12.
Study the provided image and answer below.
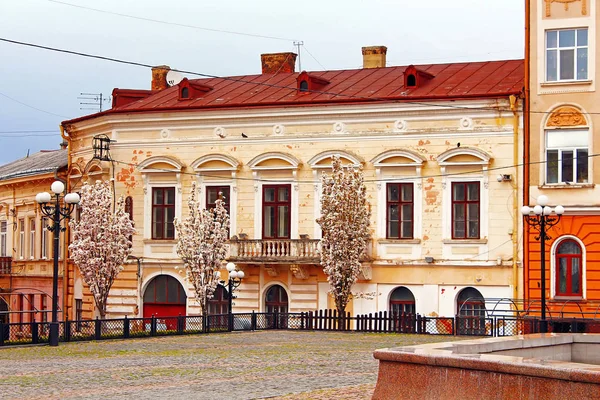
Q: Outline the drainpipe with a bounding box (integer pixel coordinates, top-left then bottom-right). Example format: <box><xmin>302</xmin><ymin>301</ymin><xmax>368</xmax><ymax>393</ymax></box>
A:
<box><xmin>524</xmin><ymin>0</ymin><xmax>531</xmax><ymax>305</ymax></box>
<box><xmin>510</xmin><ymin>95</ymin><xmax>519</xmax><ymax>301</ymax></box>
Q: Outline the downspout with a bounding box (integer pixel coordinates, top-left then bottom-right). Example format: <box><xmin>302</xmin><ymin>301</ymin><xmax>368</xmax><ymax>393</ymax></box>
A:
<box><xmin>524</xmin><ymin>0</ymin><xmax>531</xmax><ymax>304</ymax></box>
<box><xmin>510</xmin><ymin>95</ymin><xmax>519</xmax><ymax>301</ymax></box>
<box><xmin>60</xmin><ymin>125</ymin><xmax>72</xmax><ymax>320</ymax></box>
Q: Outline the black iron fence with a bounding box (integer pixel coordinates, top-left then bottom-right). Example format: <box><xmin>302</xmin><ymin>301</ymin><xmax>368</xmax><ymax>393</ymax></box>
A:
<box><xmin>2</xmin><ymin>310</ymin><xmax>600</xmax><ymax>347</ymax></box>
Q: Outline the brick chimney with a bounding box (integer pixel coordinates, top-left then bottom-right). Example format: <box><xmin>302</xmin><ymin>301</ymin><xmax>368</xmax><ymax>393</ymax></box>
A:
<box><xmin>151</xmin><ymin>65</ymin><xmax>171</xmax><ymax>91</ymax></box>
<box><xmin>261</xmin><ymin>52</ymin><xmax>297</xmax><ymax>74</ymax></box>
<box><xmin>362</xmin><ymin>46</ymin><xmax>387</xmax><ymax>68</ymax></box>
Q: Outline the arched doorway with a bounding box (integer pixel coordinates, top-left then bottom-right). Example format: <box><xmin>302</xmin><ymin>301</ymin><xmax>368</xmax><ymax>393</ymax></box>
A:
<box><xmin>265</xmin><ymin>285</ymin><xmax>288</xmax><ymax>329</ymax></box>
<box><xmin>143</xmin><ymin>275</ymin><xmax>186</xmax><ymax>330</ymax></box>
<box><xmin>389</xmin><ymin>287</ymin><xmax>416</xmax><ymax>315</ymax></box>
<box><xmin>457</xmin><ymin>287</ymin><xmax>486</xmax><ymax>335</ymax></box>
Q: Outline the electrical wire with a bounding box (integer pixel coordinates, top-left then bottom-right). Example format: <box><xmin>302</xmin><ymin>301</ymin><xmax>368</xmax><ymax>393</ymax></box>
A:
<box><xmin>0</xmin><ymin>37</ymin><xmax>544</xmax><ymax>116</ymax></box>
<box><xmin>0</xmin><ymin>130</ymin><xmax>58</xmax><ymax>133</ymax></box>
<box><xmin>47</xmin><ymin>0</ymin><xmax>297</xmax><ymax>42</ymax></box>
<box><xmin>109</xmin><ymin>151</ymin><xmax>600</xmax><ymax>185</ymax></box>
<box><xmin>0</xmin><ymin>91</ymin><xmax>68</xmax><ymax>118</ymax></box>
<box><xmin>0</xmin><ymin>134</ymin><xmax>61</xmax><ymax>138</ymax></box>
<box><xmin>302</xmin><ymin>46</ymin><xmax>326</xmax><ymax>70</ymax></box>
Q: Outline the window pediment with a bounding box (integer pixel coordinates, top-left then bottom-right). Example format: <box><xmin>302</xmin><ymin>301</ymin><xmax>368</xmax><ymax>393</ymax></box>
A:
<box><xmin>248</xmin><ymin>152</ymin><xmax>301</xmax><ymax>170</ymax></box>
<box><xmin>138</xmin><ymin>156</ymin><xmax>184</xmax><ymax>173</ymax></box>
<box><xmin>308</xmin><ymin>150</ymin><xmax>363</xmax><ymax>169</ymax></box>
<box><xmin>372</xmin><ymin>149</ymin><xmax>426</xmax><ymax>167</ymax></box>
<box><xmin>191</xmin><ymin>154</ymin><xmax>240</xmax><ymax>172</ymax></box>
<box><xmin>437</xmin><ymin>147</ymin><xmax>491</xmax><ymax>166</ymax></box>
<box><xmin>545</xmin><ymin>105</ymin><xmax>588</xmax><ymax>128</ymax></box>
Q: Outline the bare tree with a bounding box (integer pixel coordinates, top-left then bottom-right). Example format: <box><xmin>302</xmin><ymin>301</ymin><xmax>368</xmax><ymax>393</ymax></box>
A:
<box><xmin>317</xmin><ymin>156</ymin><xmax>371</xmax><ymax>315</ymax></box>
<box><xmin>69</xmin><ymin>181</ymin><xmax>135</xmax><ymax>319</ymax></box>
<box><xmin>174</xmin><ymin>182</ymin><xmax>230</xmax><ymax>316</ymax></box>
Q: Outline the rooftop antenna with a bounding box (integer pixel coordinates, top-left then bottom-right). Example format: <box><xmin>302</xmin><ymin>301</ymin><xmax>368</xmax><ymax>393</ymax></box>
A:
<box><xmin>293</xmin><ymin>41</ymin><xmax>304</xmax><ymax>71</ymax></box>
<box><xmin>78</xmin><ymin>93</ymin><xmax>110</xmax><ymax>112</ymax></box>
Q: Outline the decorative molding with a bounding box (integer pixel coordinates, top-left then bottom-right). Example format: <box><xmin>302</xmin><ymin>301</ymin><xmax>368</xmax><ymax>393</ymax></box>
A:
<box><xmin>332</xmin><ymin>122</ymin><xmax>345</xmax><ymax>133</ymax></box>
<box><xmin>214</xmin><ymin>126</ymin><xmax>227</xmax><ymax>138</ymax></box>
<box><xmin>394</xmin><ymin>119</ymin><xmax>407</xmax><ymax>131</ymax></box>
<box><xmin>290</xmin><ymin>264</ymin><xmax>309</xmax><ymax>280</ymax></box>
<box><xmin>308</xmin><ymin>150</ymin><xmax>364</xmax><ymax>168</ymax></box>
<box><xmin>273</xmin><ymin>124</ymin><xmax>285</xmax><ymax>135</ymax></box>
<box><xmin>264</xmin><ymin>265</ymin><xmax>279</xmax><ymax>277</ymax></box>
<box><xmin>545</xmin><ymin>0</ymin><xmax>587</xmax><ymax>17</ymax></box>
<box><xmin>546</xmin><ymin>106</ymin><xmax>587</xmax><ymax>127</ymax></box>
<box><xmin>160</xmin><ymin>129</ymin><xmax>171</xmax><ymax>139</ymax></box>
<box><xmin>459</xmin><ymin>117</ymin><xmax>473</xmax><ymax>129</ymax></box>
<box><xmin>358</xmin><ymin>265</ymin><xmax>372</xmax><ymax>280</ymax></box>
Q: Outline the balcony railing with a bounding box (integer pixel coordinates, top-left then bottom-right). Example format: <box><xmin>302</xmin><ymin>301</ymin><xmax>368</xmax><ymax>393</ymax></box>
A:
<box><xmin>228</xmin><ymin>238</ymin><xmax>321</xmax><ymax>263</ymax></box>
<box><xmin>0</xmin><ymin>257</ymin><xmax>11</xmax><ymax>274</ymax></box>
<box><xmin>228</xmin><ymin>237</ymin><xmax>372</xmax><ymax>264</ymax></box>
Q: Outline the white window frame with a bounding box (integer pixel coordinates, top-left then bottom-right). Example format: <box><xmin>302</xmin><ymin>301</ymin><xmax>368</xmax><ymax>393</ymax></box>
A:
<box><xmin>545</xmin><ymin>28</ymin><xmax>589</xmax><ymax>82</ymax></box>
<box><xmin>248</xmin><ymin>153</ymin><xmax>301</xmax><ymax>240</ymax></box>
<box><xmin>41</xmin><ymin>217</ymin><xmax>48</xmax><ymax>259</ymax></box>
<box><xmin>438</xmin><ymin>148</ymin><xmax>491</xmax><ymax>261</ymax></box>
<box><xmin>0</xmin><ymin>220</ymin><xmax>7</xmax><ymax>257</ymax></box>
<box><xmin>29</xmin><ymin>218</ymin><xmax>35</xmax><ymax>259</ymax></box>
<box><xmin>550</xmin><ymin>235</ymin><xmax>586</xmax><ymax>300</ymax></box>
<box><xmin>191</xmin><ymin>154</ymin><xmax>240</xmax><ymax>238</ymax></box>
<box><xmin>138</xmin><ymin>156</ymin><xmax>183</xmax><ymax>258</ymax></box>
<box><xmin>19</xmin><ymin>218</ymin><xmax>25</xmax><ymax>259</ymax></box>
<box><xmin>545</xmin><ymin>128</ymin><xmax>589</xmax><ymax>184</ymax></box>
<box><xmin>308</xmin><ymin>151</ymin><xmax>365</xmax><ymax>240</ymax></box>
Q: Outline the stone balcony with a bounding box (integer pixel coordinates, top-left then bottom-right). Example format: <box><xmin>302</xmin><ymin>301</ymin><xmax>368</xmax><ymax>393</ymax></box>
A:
<box><xmin>0</xmin><ymin>257</ymin><xmax>11</xmax><ymax>274</ymax></box>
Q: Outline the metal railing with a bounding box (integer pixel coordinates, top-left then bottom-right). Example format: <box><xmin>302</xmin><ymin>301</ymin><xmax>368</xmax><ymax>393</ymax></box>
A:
<box><xmin>3</xmin><ymin>311</ymin><xmax>599</xmax><ymax>347</ymax></box>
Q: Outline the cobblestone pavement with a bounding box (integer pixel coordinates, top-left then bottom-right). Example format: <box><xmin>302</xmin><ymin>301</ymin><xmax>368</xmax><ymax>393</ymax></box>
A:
<box><xmin>0</xmin><ymin>331</ymin><xmax>458</xmax><ymax>400</ymax></box>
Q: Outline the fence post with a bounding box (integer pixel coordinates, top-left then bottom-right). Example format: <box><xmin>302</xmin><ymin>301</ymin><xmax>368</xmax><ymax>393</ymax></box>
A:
<box><xmin>301</xmin><ymin>312</ymin><xmax>305</xmax><ymax>330</ymax></box>
<box><xmin>274</xmin><ymin>311</ymin><xmax>279</xmax><ymax>330</ymax></box>
<box><xmin>251</xmin><ymin>311</ymin><xmax>257</xmax><ymax>331</ymax></box>
<box><xmin>178</xmin><ymin>314</ymin><xmax>184</xmax><ymax>334</ymax></box>
<box><xmin>63</xmin><ymin>317</ymin><xmax>70</xmax><ymax>343</ymax></box>
<box><xmin>454</xmin><ymin>315</ymin><xmax>459</xmax><ymax>336</ymax></box>
<box><xmin>416</xmin><ymin>314</ymin><xmax>422</xmax><ymax>334</ymax></box>
<box><xmin>95</xmin><ymin>317</ymin><xmax>102</xmax><ymax>340</ymax></box>
<box><xmin>31</xmin><ymin>320</ymin><xmax>39</xmax><ymax>344</ymax></box>
<box><xmin>228</xmin><ymin>312</ymin><xmax>234</xmax><ymax>332</ymax></box>
<box><xmin>124</xmin><ymin>316</ymin><xmax>130</xmax><ymax>339</ymax></box>
<box><xmin>150</xmin><ymin>315</ymin><xmax>157</xmax><ymax>336</ymax></box>
<box><xmin>0</xmin><ymin>321</ymin><xmax>4</xmax><ymax>346</ymax></box>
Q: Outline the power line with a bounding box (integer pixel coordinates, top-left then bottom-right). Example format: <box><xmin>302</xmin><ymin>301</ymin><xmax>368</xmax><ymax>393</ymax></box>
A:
<box><xmin>47</xmin><ymin>0</ymin><xmax>297</xmax><ymax>42</ymax></box>
<box><xmin>1</xmin><ymin>37</ymin><xmax>595</xmax><ymax>116</ymax></box>
<box><xmin>303</xmin><ymin>45</ymin><xmax>326</xmax><ymax>70</ymax></box>
<box><xmin>0</xmin><ymin>91</ymin><xmax>68</xmax><ymax>118</ymax></box>
<box><xmin>110</xmin><ymin>152</ymin><xmax>600</xmax><ymax>185</ymax></box>
<box><xmin>0</xmin><ymin>134</ymin><xmax>60</xmax><ymax>138</ymax></box>
<box><xmin>0</xmin><ymin>130</ymin><xmax>58</xmax><ymax>133</ymax></box>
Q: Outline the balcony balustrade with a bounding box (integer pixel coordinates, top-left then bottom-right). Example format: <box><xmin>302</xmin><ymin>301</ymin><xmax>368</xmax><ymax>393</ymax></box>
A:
<box><xmin>0</xmin><ymin>257</ymin><xmax>12</xmax><ymax>274</ymax></box>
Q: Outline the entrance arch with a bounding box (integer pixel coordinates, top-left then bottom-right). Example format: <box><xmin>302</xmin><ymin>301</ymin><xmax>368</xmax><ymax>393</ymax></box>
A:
<box><xmin>389</xmin><ymin>287</ymin><xmax>416</xmax><ymax>315</ymax></box>
<box><xmin>143</xmin><ymin>275</ymin><xmax>186</xmax><ymax>329</ymax></box>
<box><xmin>265</xmin><ymin>285</ymin><xmax>288</xmax><ymax>313</ymax></box>
<box><xmin>457</xmin><ymin>287</ymin><xmax>486</xmax><ymax>335</ymax></box>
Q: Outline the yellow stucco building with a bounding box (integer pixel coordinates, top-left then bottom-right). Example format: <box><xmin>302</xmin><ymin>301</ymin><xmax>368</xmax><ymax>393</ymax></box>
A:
<box><xmin>61</xmin><ymin>47</ymin><xmax>524</xmax><ymax>320</ymax></box>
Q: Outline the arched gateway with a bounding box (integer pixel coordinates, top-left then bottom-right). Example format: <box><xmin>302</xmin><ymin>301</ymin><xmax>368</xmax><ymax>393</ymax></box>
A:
<box><xmin>143</xmin><ymin>275</ymin><xmax>186</xmax><ymax>329</ymax></box>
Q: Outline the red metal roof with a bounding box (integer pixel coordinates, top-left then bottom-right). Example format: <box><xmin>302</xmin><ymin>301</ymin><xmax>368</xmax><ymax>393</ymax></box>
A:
<box><xmin>63</xmin><ymin>59</ymin><xmax>523</xmax><ymax>125</ymax></box>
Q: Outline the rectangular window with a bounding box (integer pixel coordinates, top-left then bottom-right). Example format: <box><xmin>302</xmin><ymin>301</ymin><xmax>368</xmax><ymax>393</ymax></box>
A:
<box><xmin>0</xmin><ymin>221</ymin><xmax>6</xmax><ymax>257</ymax></box>
<box><xmin>152</xmin><ymin>187</ymin><xmax>176</xmax><ymax>240</ymax></box>
<box><xmin>546</xmin><ymin>28</ymin><xmax>588</xmax><ymax>82</ymax></box>
<box><xmin>207</xmin><ymin>186</ymin><xmax>231</xmax><ymax>237</ymax></box>
<box><xmin>41</xmin><ymin>218</ymin><xmax>48</xmax><ymax>259</ymax></box>
<box><xmin>263</xmin><ymin>185</ymin><xmax>291</xmax><ymax>239</ymax></box>
<box><xmin>29</xmin><ymin>219</ymin><xmax>35</xmax><ymax>259</ymax></box>
<box><xmin>386</xmin><ymin>183</ymin><xmax>414</xmax><ymax>239</ymax></box>
<box><xmin>451</xmin><ymin>182</ymin><xmax>480</xmax><ymax>239</ymax></box>
<box><xmin>19</xmin><ymin>219</ymin><xmax>25</xmax><ymax>259</ymax></box>
<box><xmin>546</xmin><ymin>129</ymin><xmax>588</xmax><ymax>184</ymax></box>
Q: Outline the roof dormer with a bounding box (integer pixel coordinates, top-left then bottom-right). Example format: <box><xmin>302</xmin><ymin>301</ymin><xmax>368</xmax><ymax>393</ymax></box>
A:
<box><xmin>178</xmin><ymin>78</ymin><xmax>213</xmax><ymax>101</ymax></box>
<box><xmin>296</xmin><ymin>71</ymin><xmax>330</xmax><ymax>94</ymax></box>
<box><xmin>403</xmin><ymin>65</ymin><xmax>435</xmax><ymax>89</ymax></box>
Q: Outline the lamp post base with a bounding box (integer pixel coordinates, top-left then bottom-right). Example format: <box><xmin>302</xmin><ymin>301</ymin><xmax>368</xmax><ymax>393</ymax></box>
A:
<box><xmin>540</xmin><ymin>319</ymin><xmax>548</xmax><ymax>334</ymax></box>
<box><xmin>49</xmin><ymin>322</ymin><xmax>59</xmax><ymax>346</ymax></box>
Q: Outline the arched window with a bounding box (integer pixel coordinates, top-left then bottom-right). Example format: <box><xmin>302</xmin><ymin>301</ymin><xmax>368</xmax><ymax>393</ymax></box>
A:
<box><xmin>299</xmin><ymin>80</ymin><xmax>309</xmax><ymax>92</ymax></box>
<box><xmin>143</xmin><ymin>275</ymin><xmax>186</xmax><ymax>305</ymax></box>
<box><xmin>457</xmin><ymin>287</ymin><xmax>486</xmax><ymax>335</ymax></box>
<box><xmin>406</xmin><ymin>74</ymin><xmax>416</xmax><ymax>87</ymax></box>
<box><xmin>181</xmin><ymin>87</ymin><xmax>189</xmax><ymax>98</ymax></box>
<box><xmin>389</xmin><ymin>287</ymin><xmax>415</xmax><ymax>315</ymax></box>
<box><xmin>265</xmin><ymin>285</ymin><xmax>288</xmax><ymax>314</ymax></box>
<box><xmin>556</xmin><ymin>239</ymin><xmax>583</xmax><ymax>297</ymax></box>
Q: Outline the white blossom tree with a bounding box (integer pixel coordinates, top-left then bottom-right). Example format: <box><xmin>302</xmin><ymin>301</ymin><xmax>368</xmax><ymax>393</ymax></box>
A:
<box><xmin>317</xmin><ymin>156</ymin><xmax>371</xmax><ymax>315</ymax></box>
<box><xmin>174</xmin><ymin>182</ymin><xmax>230</xmax><ymax>316</ymax></box>
<box><xmin>69</xmin><ymin>181</ymin><xmax>135</xmax><ymax>319</ymax></box>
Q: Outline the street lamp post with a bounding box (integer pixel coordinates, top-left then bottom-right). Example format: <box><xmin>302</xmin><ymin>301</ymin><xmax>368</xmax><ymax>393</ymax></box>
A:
<box><xmin>36</xmin><ymin>181</ymin><xmax>80</xmax><ymax>346</ymax></box>
<box><xmin>223</xmin><ymin>262</ymin><xmax>244</xmax><ymax>314</ymax></box>
<box><xmin>522</xmin><ymin>195</ymin><xmax>564</xmax><ymax>333</ymax></box>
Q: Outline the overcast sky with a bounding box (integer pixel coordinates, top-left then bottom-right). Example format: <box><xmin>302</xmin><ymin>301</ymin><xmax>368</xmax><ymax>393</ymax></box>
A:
<box><xmin>0</xmin><ymin>0</ymin><xmax>524</xmax><ymax>165</ymax></box>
